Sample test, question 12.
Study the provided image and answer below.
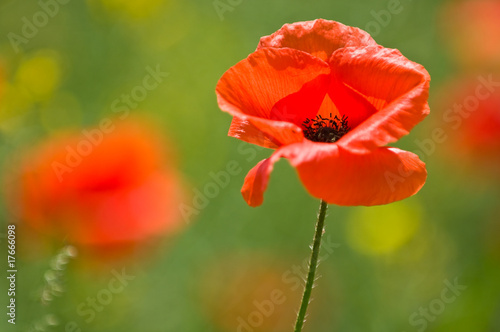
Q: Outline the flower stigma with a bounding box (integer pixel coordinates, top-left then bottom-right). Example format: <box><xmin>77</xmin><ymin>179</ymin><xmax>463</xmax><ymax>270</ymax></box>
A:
<box><xmin>302</xmin><ymin>113</ymin><xmax>350</xmax><ymax>143</ymax></box>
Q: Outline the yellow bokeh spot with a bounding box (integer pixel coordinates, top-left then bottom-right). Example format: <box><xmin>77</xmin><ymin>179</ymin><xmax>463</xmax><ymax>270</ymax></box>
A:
<box><xmin>346</xmin><ymin>201</ymin><xmax>422</xmax><ymax>255</ymax></box>
<box><xmin>0</xmin><ymin>64</ymin><xmax>5</xmax><ymax>98</ymax></box>
<box><xmin>15</xmin><ymin>51</ymin><xmax>61</xmax><ymax>102</ymax></box>
<box><xmin>90</xmin><ymin>0</ymin><xmax>167</xmax><ymax>20</ymax></box>
<box><xmin>0</xmin><ymin>82</ymin><xmax>34</xmax><ymax>120</ymax></box>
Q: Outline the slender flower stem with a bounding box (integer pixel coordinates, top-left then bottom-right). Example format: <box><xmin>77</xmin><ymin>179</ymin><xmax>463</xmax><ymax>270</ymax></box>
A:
<box><xmin>294</xmin><ymin>200</ymin><xmax>328</xmax><ymax>332</ymax></box>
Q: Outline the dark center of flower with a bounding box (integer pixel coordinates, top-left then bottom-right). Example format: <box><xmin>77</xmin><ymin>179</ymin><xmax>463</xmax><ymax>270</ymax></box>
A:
<box><xmin>302</xmin><ymin>113</ymin><xmax>350</xmax><ymax>143</ymax></box>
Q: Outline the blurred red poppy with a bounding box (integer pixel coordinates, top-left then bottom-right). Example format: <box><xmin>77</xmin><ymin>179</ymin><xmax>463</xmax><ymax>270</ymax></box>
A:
<box><xmin>440</xmin><ymin>0</ymin><xmax>500</xmax><ymax>69</ymax></box>
<box><xmin>216</xmin><ymin>19</ymin><xmax>430</xmax><ymax>207</ymax></box>
<box><xmin>13</xmin><ymin>120</ymin><xmax>185</xmax><ymax>248</ymax></box>
<box><xmin>439</xmin><ymin>76</ymin><xmax>500</xmax><ymax>176</ymax></box>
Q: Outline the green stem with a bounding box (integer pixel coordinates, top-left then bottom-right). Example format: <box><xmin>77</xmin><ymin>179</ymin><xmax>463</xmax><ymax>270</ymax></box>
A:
<box><xmin>294</xmin><ymin>200</ymin><xmax>328</xmax><ymax>332</ymax></box>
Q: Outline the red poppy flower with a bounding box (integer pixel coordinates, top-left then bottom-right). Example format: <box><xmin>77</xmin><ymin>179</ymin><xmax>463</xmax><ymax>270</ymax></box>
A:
<box><xmin>216</xmin><ymin>19</ymin><xmax>430</xmax><ymax>207</ymax></box>
<box><xmin>13</xmin><ymin>120</ymin><xmax>185</xmax><ymax>247</ymax></box>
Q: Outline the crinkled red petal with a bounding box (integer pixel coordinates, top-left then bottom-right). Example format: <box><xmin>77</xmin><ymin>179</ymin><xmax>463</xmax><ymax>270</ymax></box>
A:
<box><xmin>242</xmin><ymin>141</ymin><xmax>427</xmax><ymax>207</ymax></box>
<box><xmin>258</xmin><ymin>19</ymin><xmax>378</xmax><ymax>61</ymax></box>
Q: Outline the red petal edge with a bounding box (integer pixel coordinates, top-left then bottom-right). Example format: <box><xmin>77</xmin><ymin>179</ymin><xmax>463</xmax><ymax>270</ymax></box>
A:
<box><xmin>216</xmin><ymin>47</ymin><xmax>331</xmax><ymax>148</ymax></box>
<box><xmin>330</xmin><ymin>46</ymin><xmax>431</xmax><ymax>153</ymax></box>
<box><xmin>242</xmin><ymin>141</ymin><xmax>427</xmax><ymax>207</ymax></box>
<box><xmin>257</xmin><ymin>19</ymin><xmax>378</xmax><ymax>61</ymax></box>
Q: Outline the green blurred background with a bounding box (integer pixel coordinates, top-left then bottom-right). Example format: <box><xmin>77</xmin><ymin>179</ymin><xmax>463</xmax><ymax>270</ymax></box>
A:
<box><xmin>1</xmin><ymin>0</ymin><xmax>499</xmax><ymax>331</ymax></box>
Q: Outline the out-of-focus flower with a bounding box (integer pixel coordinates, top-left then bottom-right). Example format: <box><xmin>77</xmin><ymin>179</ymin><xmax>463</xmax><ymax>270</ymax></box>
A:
<box><xmin>440</xmin><ymin>0</ymin><xmax>500</xmax><ymax>68</ymax></box>
<box><xmin>216</xmin><ymin>19</ymin><xmax>430</xmax><ymax>207</ymax></box>
<box><xmin>438</xmin><ymin>76</ymin><xmax>500</xmax><ymax>177</ymax></box>
<box><xmin>346</xmin><ymin>201</ymin><xmax>421</xmax><ymax>256</ymax></box>
<box><xmin>11</xmin><ymin>120</ymin><xmax>185</xmax><ymax>249</ymax></box>
<box><xmin>198</xmin><ymin>255</ymin><xmax>336</xmax><ymax>332</ymax></box>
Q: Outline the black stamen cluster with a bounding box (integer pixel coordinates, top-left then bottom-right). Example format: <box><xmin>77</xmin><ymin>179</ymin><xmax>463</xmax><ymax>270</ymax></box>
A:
<box><xmin>303</xmin><ymin>113</ymin><xmax>350</xmax><ymax>143</ymax></box>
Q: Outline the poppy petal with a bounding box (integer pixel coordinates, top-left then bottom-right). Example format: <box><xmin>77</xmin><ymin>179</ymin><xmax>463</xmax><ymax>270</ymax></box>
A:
<box><xmin>327</xmin><ymin>77</ymin><xmax>378</xmax><ymax>129</ymax></box>
<box><xmin>242</xmin><ymin>142</ymin><xmax>426</xmax><ymax>207</ymax></box>
<box><xmin>229</xmin><ymin>73</ymin><xmax>331</xmax><ymax>148</ymax></box>
<box><xmin>258</xmin><ymin>19</ymin><xmax>378</xmax><ymax>61</ymax></box>
<box><xmin>330</xmin><ymin>46</ymin><xmax>431</xmax><ymax>152</ymax></box>
<box><xmin>241</xmin><ymin>158</ymin><xmax>274</xmax><ymax>207</ymax></box>
<box><xmin>216</xmin><ymin>47</ymin><xmax>331</xmax><ymax>147</ymax></box>
<box><xmin>229</xmin><ymin>117</ymin><xmax>280</xmax><ymax>149</ymax></box>
<box><xmin>228</xmin><ymin>115</ymin><xmax>304</xmax><ymax>148</ymax></box>
<box><xmin>289</xmin><ymin>143</ymin><xmax>427</xmax><ymax>206</ymax></box>
<box><xmin>316</xmin><ymin>93</ymin><xmax>341</xmax><ymax>119</ymax></box>
<box><xmin>241</xmin><ymin>143</ymin><xmax>305</xmax><ymax>207</ymax></box>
